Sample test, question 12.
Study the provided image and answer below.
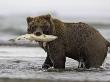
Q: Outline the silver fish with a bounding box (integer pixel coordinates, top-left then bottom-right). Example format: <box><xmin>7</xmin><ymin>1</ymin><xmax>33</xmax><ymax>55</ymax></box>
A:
<box><xmin>9</xmin><ymin>34</ymin><xmax>58</xmax><ymax>42</ymax></box>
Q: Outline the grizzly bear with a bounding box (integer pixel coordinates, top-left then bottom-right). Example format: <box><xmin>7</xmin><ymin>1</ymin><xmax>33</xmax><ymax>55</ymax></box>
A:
<box><xmin>27</xmin><ymin>14</ymin><xmax>110</xmax><ymax>69</ymax></box>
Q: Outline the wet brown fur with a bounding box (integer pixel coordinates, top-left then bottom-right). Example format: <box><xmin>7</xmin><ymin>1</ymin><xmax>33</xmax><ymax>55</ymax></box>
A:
<box><xmin>27</xmin><ymin>14</ymin><xmax>110</xmax><ymax>69</ymax></box>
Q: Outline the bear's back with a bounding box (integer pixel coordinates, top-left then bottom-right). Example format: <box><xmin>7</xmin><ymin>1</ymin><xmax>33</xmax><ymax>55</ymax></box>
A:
<box><xmin>63</xmin><ymin>22</ymin><xmax>107</xmax><ymax>49</ymax></box>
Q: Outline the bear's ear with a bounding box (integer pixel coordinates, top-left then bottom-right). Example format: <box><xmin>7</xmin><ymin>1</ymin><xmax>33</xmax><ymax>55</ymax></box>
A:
<box><xmin>44</xmin><ymin>14</ymin><xmax>51</xmax><ymax>20</ymax></box>
<box><xmin>27</xmin><ymin>17</ymin><xmax>33</xmax><ymax>23</ymax></box>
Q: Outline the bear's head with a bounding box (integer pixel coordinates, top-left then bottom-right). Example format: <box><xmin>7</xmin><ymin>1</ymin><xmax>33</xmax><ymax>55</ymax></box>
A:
<box><xmin>27</xmin><ymin>14</ymin><xmax>55</xmax><ymax>36</ymax></box>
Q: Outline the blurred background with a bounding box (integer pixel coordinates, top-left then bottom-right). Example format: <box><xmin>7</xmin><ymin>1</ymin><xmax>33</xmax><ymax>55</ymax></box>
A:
<box><xmin>0</xmin><ymin>0</ymin><xmax>110</xmax><ymax>44</ymax></box>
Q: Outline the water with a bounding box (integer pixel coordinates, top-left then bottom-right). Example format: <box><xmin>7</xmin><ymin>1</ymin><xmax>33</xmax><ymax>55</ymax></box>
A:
<box><xmin>0</xmin><ymin>16</ymin><xmax>110</xmax><ymax>81</ymax></box>
<box><xmin>0</xmin><ymin>46</ymin><xmax>110</xmax><ymax>81</ymax></box>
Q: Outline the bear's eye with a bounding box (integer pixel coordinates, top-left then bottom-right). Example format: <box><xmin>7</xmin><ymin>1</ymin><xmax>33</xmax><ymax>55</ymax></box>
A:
<box><xmin>29</xmin><ymin>26</ymin><xmax>37</xmax><ymax>33</ymax></box>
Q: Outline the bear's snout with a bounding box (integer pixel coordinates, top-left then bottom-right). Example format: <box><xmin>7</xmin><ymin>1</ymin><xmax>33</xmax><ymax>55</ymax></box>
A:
<box><xmin>34</xmin><ymin>32</ymin><xmax>42</xmax><ymax>36</ymax></box>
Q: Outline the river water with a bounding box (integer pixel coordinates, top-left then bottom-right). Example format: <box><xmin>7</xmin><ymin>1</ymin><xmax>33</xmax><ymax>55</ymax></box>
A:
<box><xmin>0</xmin><ymin>46</ymin><xmax>110</xmax><ymax>82</ymax></box>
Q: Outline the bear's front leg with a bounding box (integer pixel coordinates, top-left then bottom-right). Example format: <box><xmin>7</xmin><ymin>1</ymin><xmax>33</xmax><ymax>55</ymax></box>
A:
<box><xmin>42</xmin><ymin>55</ymin><xmax>53</xmax><ymax>69</ymax></box>
<box><xmin>52</xmin><ymin>55</ymin><xmax>66</xmax><ymax>69</ymax></box>
<box><xmin>48</xmin><ymin>41</ymin><xmax>66</xmax><ymax>69</ymax></box>
<box><xmin>39</xmin><ymin>42</ymin><xmax>53</xmax><ymax>69</ymax></box>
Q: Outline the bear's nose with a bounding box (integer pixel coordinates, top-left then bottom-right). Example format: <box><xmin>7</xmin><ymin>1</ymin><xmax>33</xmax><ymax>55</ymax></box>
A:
<box><xmin>35</xmin><ymin>32</ymin><xmax>42</xmax><ymax>36</ymax></box>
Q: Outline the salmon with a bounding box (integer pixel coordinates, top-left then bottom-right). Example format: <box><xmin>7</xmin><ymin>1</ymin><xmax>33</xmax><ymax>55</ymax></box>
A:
<box><xmin>9</xmin><ymin>34</ymin><xmax>58</xmax><ymax>42</ymax></box>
